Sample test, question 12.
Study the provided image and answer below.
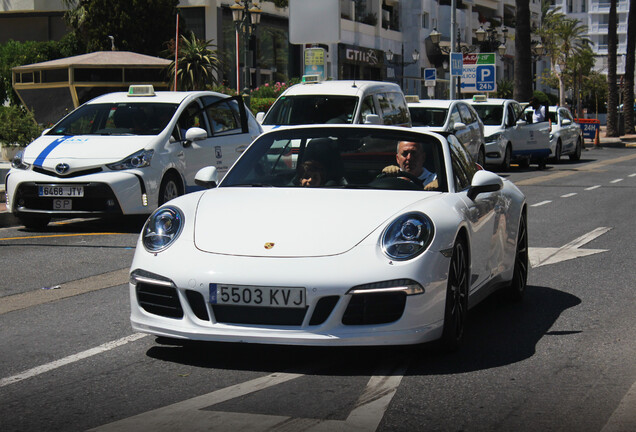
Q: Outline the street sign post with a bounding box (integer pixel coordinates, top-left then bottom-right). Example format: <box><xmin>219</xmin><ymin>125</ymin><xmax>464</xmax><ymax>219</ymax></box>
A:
<box><xmin>424</xmin><ymin>68</ymin><xmax>436</xmax><ymax>87</ymax></box>
<box><xmin>450</xmin><ymin>53</ymin><xmax>463</xmax><ymax>77</ymax></box>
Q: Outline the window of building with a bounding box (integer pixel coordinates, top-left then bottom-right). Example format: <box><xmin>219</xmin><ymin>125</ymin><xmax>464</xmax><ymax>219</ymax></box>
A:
<box><xmin>422</xmin><ymin>12</ymin><xmax>429</xmax><ymax>28</ymax></box>
<box><xmin>178</xmin><ymin>7</ymin><xmax>206</xmax><ymax>40</ymax></box>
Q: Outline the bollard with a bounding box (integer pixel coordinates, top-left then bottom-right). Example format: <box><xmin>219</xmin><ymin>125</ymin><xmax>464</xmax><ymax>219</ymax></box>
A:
<box><xmin>594</xmin><ymin>127</ymin><xmax>600</xmax><ymax>147</ymax></box>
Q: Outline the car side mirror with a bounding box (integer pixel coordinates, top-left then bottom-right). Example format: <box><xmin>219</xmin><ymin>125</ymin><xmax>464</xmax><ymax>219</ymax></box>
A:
<box><xmin>364</xmin><ymin>114</ymin><xmax>381</xmax><ymax>124</ymax></box>
<box><xmin>516</xmin><ymin>118</ymin><xmax>528</xmax><ymax>126</ymax></box>
<box><xmin>256</xmin><ymin>112</ymin><xmax>265</xmax><ymax>123</ymax></box>
<box><xmin>41</xmin><ymin>128</ymin><xmax>51</xmax><ymax>136</ymax></box>
<box><xmin>184</xmin><ymin>127</ymin><xmax>207</xmax><ymax>147</ymax></box>
<box><xmin>195</xmin><ymin>166</ymin><xmax>218</xmax><ymax>189</ymax></box>
<box><xmin>562</xmin><ymin>118</ymin><xmax>572</xmax><ymax>126</ymax></box>
<box><xmin>467</xmin><ymin>170</ymin><xmax>503</xmax><ymax>200</ymax></box>
<box><xmin>453</xmin><ymin>122</ymin><xmax>467</xmax><ymax>131</ymax></box>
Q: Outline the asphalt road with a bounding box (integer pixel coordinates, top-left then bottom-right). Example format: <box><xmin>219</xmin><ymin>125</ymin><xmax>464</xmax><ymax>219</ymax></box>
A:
<box><xmin>1</xmin><ymin>146</ymin><xmax>635</xmax><ymax>432</ymax></box>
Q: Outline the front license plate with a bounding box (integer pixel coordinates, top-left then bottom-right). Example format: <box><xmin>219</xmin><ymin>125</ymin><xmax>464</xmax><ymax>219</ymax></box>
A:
<box><xmin>38</xmin><ymin>186</ymin><xmax>84</xmax><ymax>197</ymax></box>
<box><xmin>209</xmin><ymin>284</ymin><xmax>306</xmax><ymax>308</ymax></box>
<box><xmin>53</xmin><ymin>199</ymin><xmax>72</xmax><ymax>210</ymax></box>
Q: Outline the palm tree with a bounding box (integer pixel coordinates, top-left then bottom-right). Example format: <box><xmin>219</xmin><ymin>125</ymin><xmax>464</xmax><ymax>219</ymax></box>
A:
<box><xmin>606</xmin><ymin>0</ymin><xmax>619</xmax><ymax>137</ymax></box>
<box><xmin>623</xmin><ymin>0</ymin><xmax>635</xmax><ymax>134</ymax></box>
<box><xmin>169</xmin><ymin>32</ymin><xmax>222</xmax><ymax>91</ymax></box>
<box><xmin>514</xmin><ymin>0</ymin><xmax>533</xmax><ymax>102</ymax></box>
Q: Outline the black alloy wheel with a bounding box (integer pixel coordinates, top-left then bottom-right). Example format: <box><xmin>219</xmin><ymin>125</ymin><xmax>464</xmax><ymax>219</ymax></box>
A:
<box><xmin>507</xmin><ymin>211</ymin><xmax>529</xmax><ymax>301</ymax></box>
<box><xmin>552</xmin><ymin>140</ymin><xmax>562</xmax><ymax>163</ymax></box>
<box><xmin>501</xmin><ymin>144</ymin><xmax>512</xmax><ymax>171</ymax></box>
<box><xmin>158</xmin><ymin>173</ymin><xmax>183</xmax><ymax>206</ymax></box>
<box><xmin>440</xmin><ymin>239</ymin><xmax>469</xmax><ymax>352</ymax></box>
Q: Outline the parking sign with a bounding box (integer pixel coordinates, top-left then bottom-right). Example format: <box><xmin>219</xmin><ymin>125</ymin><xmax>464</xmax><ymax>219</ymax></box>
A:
<box><xmin>476</xmin><ymin>65</ymin><xmax>496</xmax><ymax>92</ymax></box>
<box><xmin>424</xmin><ymin>68</ymin><xmax>436</xmax><ymax>87</ymax></box>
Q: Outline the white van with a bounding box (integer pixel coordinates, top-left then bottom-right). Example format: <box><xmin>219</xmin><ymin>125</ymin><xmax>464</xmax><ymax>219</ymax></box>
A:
<box><xmin>256</xmin><ymin>80</ymin><xmax>411</xmax><ymax>131</ymax></box>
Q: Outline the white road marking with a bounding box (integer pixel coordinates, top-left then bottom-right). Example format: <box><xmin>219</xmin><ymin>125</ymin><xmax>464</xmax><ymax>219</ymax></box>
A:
<box><xmin>92</xmin><ymin>362</ymin><xmax>408</xmax><ymax>432</ymax></box>
<box><xmin>610</xmin><ymin>179</ymin><xmax>623</xmax><ymax>184</ymax></box>
<box><xmin>529</xmin><ymin>227</ymin><xmax>612</xmax><ymax>268</ymax></box>
<box><xmin>601</xmin><ymin>377</ymin><xmax>636</xmax><ymax>432</ymax></box>
<box><xmin>561</xmin><ymin>193</ymin><xmax>577</xmax><ymax>198</ymax></box>
<box><xmin>585</xmin><ymin>185</ymin><xmax>601</xmax><ymax>190</ymax></box>
<box><xmin>628</xmin><ymin>173</ymin><xmax>636</xmax><ymax>177</ymax></box>
<box><xmin>0</xmin><ymin>333</ymin><xmax>147</xmax><ymax>388</ymax></box>
<box><xmin>531</xmin><ymin>200</ymin><xmax>552</xmax><ymax>207</ymax></box>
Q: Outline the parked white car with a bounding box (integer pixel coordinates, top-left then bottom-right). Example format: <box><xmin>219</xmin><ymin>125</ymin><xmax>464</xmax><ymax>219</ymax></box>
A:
<box><xmin>5</xmin><ymin>85</ymin><xmax>262</xmax><ymax>229</ymax></box>
<box><xmin>256</xmin><ymin>79</ymin><xmax>411</xmax><ymax>132</ymax></box>
<box><xmin>466</xmin><ymin>97</ymin><xmax>551</xmax><ymax>170</ymax></box>
<box><xmin>548</xmin><ymin>106</ymin><xmax>583</xmax><ymax>162</ymax></box>
<box><xmin>408</xmin><ymin>99</ymin><xmax>486</xmax><ymax>166</ymax></box>
<box><xmin>130</xmin><ymin>124</ymin><xmax>528</xmax><ymax>350</ymax></box>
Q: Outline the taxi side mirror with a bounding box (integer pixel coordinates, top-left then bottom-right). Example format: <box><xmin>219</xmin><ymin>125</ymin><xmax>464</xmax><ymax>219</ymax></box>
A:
<box><xmin>195</xmin><ymin>166</ymin><xmax>218</xmax><ymax>189</ymax></box>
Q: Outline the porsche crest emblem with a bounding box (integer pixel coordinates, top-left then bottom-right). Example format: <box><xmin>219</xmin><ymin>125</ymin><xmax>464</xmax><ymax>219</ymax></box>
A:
<box><xmin>264</xmin><ymin>242</ymin><xmax>275</xmax><ymax>250</ymax></box>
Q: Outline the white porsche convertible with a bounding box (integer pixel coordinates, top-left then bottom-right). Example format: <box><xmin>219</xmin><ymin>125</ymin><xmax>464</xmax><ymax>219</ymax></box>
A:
<box><xmin>129</xmin><ymin>125</ymin><xmax>528</xmax><ymax>350</ymax></box>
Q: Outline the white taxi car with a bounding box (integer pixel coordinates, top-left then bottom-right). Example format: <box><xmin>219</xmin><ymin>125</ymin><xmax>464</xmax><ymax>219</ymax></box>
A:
<box><xmin>548</xmin><ymin>106</ymin><xmax>583</xmax><ymax>162</ymax></box>
<box><xmin>5</xmin><ymin>85</ymin><xmax>262</xmax><ymax>229</ymax></box>
<box><xmin>466</xmin><ymin>96</ymin><xmax>550</xmax><ymax>170</ymax></box>
<box><xmin>408</xmin><ymin>99</ymin><xmax>486</xmax><ymax>166</ymax></box>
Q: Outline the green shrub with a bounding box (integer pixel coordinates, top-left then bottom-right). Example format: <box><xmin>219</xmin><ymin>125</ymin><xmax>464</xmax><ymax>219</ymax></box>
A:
<box><xmin>0</xmin><ymin>105</ymin><xmax>43</xmax><ymax>146</ymax></box>
<box><xmin>250</xmin><ymin>97</ymin><xmax>277</xmax><ymax>115</ymax></box>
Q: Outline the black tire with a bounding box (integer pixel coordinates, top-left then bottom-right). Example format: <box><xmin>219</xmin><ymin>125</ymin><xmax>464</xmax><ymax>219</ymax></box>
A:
<box><xmin>537</xmin><ymin>158</ymin><xmax>547</xmax><ymax>170</ymax></box>
<box><xmin>477</xmin><ymin>146</ymin><xmax>486</xmax><ymax>167</ymax></box>
<box><xmin>18</xmin><ymin>214</ymin><xmax>51</xmax><ymax>230</ymax></box>
<box><xmin>519</xmin><ymin>158</ymin><xmax>530</xmax><ymax>169</ymax></box>
<box><xmin>506</xmin><ymin>210</ymin><xmax>529</xmax><ymax>302</ymax></box>
<box><xmin>500</xmin><ymin>144</ymin><xmax>512</xmax><ymax>171</ymax></box>
<box><xmin>158</xmin><ymin>173</ymin><xmax>183</xmax><ymax>206</ymax></box>
<box><xmin>440</xmin><ymin>239</ymin><xmax>469</xmax><ymax>352</ymax></box>
<box><xmin>551</xmin><ymin>140</ymin><xmax>562</xmax><ymax>163</ymax></box>
<box><xmin>569</xmin><ymin>138</ymin><xmax>582</xmax><ymax>161</ymax></box>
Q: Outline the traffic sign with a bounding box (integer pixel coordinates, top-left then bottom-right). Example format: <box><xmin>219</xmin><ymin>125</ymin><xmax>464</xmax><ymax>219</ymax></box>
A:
<box><xmin>460</xmin><ymin>53</ymin><xmax>496</xmax><ymax>93</ymax></box>
<box><xmin>476</xmin><ymin>65</ymin><xmax>496</xmax><ymax>92</ymax></box>
<box><xmin>424</xmin><ymin>68</ymin><xmax>436</xmax><ymax>87</ymax></box>
<box><xmin>450</xmin><ymin>53</ymin><xmax>463</xmax><ymax>76</ymax></box>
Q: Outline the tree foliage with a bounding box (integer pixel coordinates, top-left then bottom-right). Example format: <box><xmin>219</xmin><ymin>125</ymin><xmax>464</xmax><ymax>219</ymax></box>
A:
<box><xmin>63</xmin><ymin>0</ymin><xmax>179</xmax><ymax>56</ymax></box>
<box><xmin>169</xmin><ymin>32</ymin><xmax>222</xmax><ymax>91</ymax></box>
<box><xmin>0</xmin><ymin>34</ymin><xmax>81</xmax><ymax>105</ymax></box>
<box><xmin>623</xmin><ymin>0</ymin><xmax>635</xmax><ymax>134</ymax></box>
<box><xmin>0</xmin><ymin>105</ymin><xmax>43</xmax><ymax>146</ymax></box>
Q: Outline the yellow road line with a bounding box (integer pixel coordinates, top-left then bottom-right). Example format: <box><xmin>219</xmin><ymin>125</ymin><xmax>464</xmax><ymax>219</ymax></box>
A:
<box><xmin>0</xmin><ymin>232</ymin><xmax>128</xmax><ymax>241</ymax></box>
<box><xmin>516</xmin><ymin>152</ymin><xmax>636</xmax><ymax>186</ymax></box>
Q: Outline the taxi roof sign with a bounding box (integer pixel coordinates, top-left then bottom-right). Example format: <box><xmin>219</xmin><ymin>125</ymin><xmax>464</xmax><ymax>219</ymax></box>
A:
<box><xmin>472</xmin><ymin>95</ymin><xmax>488</xmax><ymax>102</ymax></box>
<box><xmin>128</xmin><ymin>85</ymin><xmax>155</xmax><ymax>96</ymax></box>
<box><xmin>405</xmin><ymin>95</ymin><xmax>420</xmax><ymax>103</ymax></box>
<box><xmin>301</xmin><ymin>74</ymin><xmax>322</xmax><ymax>83</ymax></box>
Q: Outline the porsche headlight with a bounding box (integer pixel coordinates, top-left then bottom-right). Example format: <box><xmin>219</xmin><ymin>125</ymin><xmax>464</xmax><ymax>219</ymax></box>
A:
<box><xmin>382</xmin><ymin>212</ymin><xmax>434</xmax><ymax>260</ymax></box>
<box><xmin>11</xmin><ymin>150</ymin><xmax>30</xmax><ymax>170</ymax></box>
<box><xmin>485</xmin><ymin>132</ymin><xmax>501</xmax><ymax>143</ymax></box>
<box><xmin>107</xmin><ymin>149</ymin><xmax>154</xmax><ymax>170</ymax></box>
<box><xmin>142</xmin><ymin>206</ymin><xmax>184</xmax><ymax>252</ymax></box>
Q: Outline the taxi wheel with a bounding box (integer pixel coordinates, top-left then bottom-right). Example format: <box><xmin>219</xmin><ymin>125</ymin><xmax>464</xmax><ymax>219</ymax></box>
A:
<box><xmin>506</xmin><ymin>210</ymin><xmax>528</xmax><ymax>302</ymax></box>
<box><xmin>477</xmin><ymin>147</ymin><xmax>486</xmax><ymax>167</ymax></box>
<box><xmin>500</xmin><ymin>144</ymin><xmax>512</xmax><ymax>171</ymax></box>
<box><xmin>19</xmin><ymin>214</ymin><xmax>51</xmax><ymax>230</ymax></box>
<box><xmin>551</xmin><ymin>140</ymin><xmax>562</xmax><ymax>163</ymax></box>
<box><xmin>569</xmin><ymin>138</ymin><xmax>582</xmax><ymax>161</ymax></box>
<box><xmin>158</xmin><ymin>173</ymin><xmax>183</xmax><ymax>206</ymax></box>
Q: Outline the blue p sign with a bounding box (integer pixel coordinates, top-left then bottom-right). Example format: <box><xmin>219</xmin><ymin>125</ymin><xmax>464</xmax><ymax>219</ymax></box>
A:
<box><xmin>476</xmin><ymin>65</ymin><xmax>496</xmax><ymax>91</ymax></box>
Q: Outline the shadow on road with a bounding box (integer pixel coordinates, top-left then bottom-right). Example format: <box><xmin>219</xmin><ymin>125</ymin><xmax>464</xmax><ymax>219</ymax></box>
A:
<box><xmin>16</xmin><ymin>215</ymin><xmax>147</xmax><ymax>235</ymax></box>
<box><xmin>145</xmin><ymin>285</ymin><xmax>581</xmax><ymax>377</ymax></box>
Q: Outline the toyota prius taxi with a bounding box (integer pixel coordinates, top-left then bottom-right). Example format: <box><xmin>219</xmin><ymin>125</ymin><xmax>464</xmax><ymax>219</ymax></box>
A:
<box><xmin>5</xmin><ymin>85</ymin><xmax>262</xmax><ymax>229</ymax></box>
<box><xmin>130</xmin><ymin>125</ymin><xmax>528</xmax><ymax>351</ymax></box>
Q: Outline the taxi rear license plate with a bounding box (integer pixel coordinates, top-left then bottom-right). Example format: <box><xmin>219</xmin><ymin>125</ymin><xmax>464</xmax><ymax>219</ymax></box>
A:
<box><xmin>38</xmin><ymin>186</ymin><xmax>84</xmax><ymax>197</ymax></box>
<box><xmin>210</xmin><ymin>284</ymin><xmax>305</xmax><ymax>308</ymax></box>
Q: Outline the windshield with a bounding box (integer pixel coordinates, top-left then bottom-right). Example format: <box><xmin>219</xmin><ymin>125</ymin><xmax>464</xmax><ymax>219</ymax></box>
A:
<box><xmin>47</xmin><ymin>102</ymin><xmax>179</xmax><ymax>136</ymax></box>
<box><xmin>471</xmin><ymin>105</ymin><xmax>504</xmax><ymax>126</ymax></box>
<box><xmin>262</xmin><ymin>95</ymin><xmax>358</xmax><ymax>125</ymax></box>
<box><xmin>409</xmin><ymin>107</ymin><xmax>448</xmax><ymax>127</ymax></box>
<box><xmin>221</xmin><ymin>127</ymin><xmax>447</xmax><ymax>192</ymax></box>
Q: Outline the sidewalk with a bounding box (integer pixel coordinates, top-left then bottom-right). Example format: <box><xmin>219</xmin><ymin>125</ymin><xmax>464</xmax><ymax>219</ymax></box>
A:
<box><xmin>2</xmin><ymin>128</ymin><xmax>636</xmax><ymax>228</ymax></box>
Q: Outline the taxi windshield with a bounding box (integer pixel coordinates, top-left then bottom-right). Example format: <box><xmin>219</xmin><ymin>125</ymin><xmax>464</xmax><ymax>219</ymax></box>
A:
<box><xmin>263</xmin><ymin>95</ymin><xmax>358</xmax><ymax>125</ymax></box>
<box><xmin>48</xmin><ymin>103</ymin><xmax>179</xmax><ymax>136</ymax></box>
<box><xmin>470</xmin><ymin>105</ymin><xmax>504</xmax><ymax>126</ymax></box>
<box><xmin>409</xmin><ymin>107</ymin><xmax>448</xmax><ymax>127</ymax></box>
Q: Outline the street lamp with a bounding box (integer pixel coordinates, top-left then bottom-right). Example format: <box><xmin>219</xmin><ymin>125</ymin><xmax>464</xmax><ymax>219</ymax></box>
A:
<box><xmin>475</xmin><ymin>25</ymin><xmax>508</xmax><ymax>58</ymax></box>
<box><xmin>231</xmin><ymin>0</ymin><xmax>262</xmax><ymax>99</ymax></box>
<box><xmin>530</xmin><ymin>40</ymin><xmax>545</xmax><ymax>90</ymax></box>
<box><xmin>386</xmin><ymin>45</ymin><xmax>420</xmax><ymax>91</ymax></box>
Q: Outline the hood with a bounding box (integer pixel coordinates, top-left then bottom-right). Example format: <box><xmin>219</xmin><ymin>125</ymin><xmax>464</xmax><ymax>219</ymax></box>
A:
<box><xmin>194</xmin><ymin>188</ymin><xmax>438</xmax><ymax>257</ymax></box>
<box><xmin>23</xmin><ymin>135</ymin><xmax>157</xmax><ymax>169</ymax></box>
<box><xmin>483</xmin><ymin>125</ymin><xmax>504</xmax><ymax>139</ymax></box>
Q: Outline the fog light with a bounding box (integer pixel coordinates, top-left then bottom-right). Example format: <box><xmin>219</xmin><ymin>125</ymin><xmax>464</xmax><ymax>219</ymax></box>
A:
<box><xmin>142</xmin><ymin>193</ymin><xmax>148</xmax><ymax>206</ymax></box>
